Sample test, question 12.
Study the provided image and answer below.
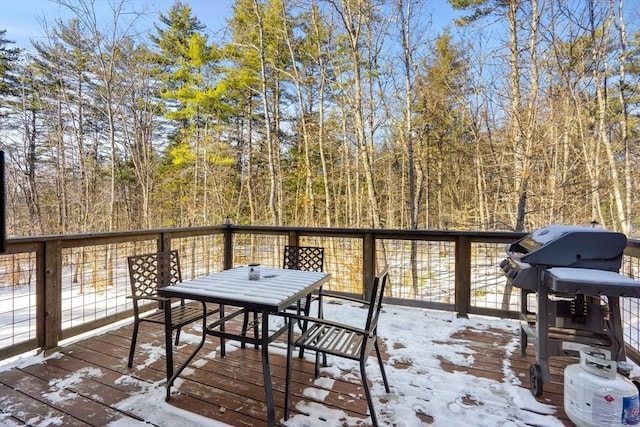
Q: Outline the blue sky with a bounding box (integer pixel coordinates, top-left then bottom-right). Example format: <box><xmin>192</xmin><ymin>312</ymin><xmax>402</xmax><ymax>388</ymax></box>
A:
<box><xmin>1</xmin><ymin>0</ymin><xmax>465</xmax><ymax>50</ymax></box>
<box><xmin>0</xmin><ymin>0</ymin><xmax>236</xmax><ymax>48</ymax></box>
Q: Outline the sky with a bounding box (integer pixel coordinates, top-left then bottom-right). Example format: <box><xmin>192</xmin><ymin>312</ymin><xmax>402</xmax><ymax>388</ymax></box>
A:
<box><xmin>0</xmin><ymin>0</ymin><xmax>465</xmax><ymax>51</ymax></box>
<box><xmin>0</xmin><ymin>0</ymin><xmax>237</xmax><ymax>49</ymax></box>
<box><xmin>2</xmin><ymin>299</ymin><xmax>621</xmax><ymax>427</ymax></box>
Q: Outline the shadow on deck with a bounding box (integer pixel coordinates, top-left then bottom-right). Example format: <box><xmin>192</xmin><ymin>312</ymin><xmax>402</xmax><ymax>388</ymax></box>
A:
<box><xmin>0</xmin><ymin>304</ymin><xmax>573</xmax><ymax>426</ymax></box>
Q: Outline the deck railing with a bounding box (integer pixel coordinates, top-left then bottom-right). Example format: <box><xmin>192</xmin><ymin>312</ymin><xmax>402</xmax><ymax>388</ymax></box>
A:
<box><xmin>1</xmin><ymin>225</ymin><xmax>639</xmax><ymax>363</ymax></box>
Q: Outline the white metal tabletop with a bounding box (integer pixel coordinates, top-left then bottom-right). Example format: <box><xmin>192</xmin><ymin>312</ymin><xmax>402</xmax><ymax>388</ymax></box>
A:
<box><xmin>159</xmin><ymin>266</ymin><xmax>329</xmax><ymax>311</ymax></box>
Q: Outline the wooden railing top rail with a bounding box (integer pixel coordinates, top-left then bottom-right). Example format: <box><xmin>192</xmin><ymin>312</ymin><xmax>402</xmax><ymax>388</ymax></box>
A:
<box><xmin>5</xmin><ymin>225</ymin><xmax>531</xmax><ymax>244</ymax></box>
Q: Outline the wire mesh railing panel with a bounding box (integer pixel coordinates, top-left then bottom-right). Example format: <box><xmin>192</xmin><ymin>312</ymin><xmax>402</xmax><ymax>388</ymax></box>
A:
<box><xmin>61</xmin><ymin>241</ymin><xmax>157</xmax><ymax>330</ymax></box>
<box><xmin>621</xmin><ymin>255</ymin><xmax>640</xmax><ymax>354</ymax></box>
<box><xmin>172</xmin><ymin>235</ymin><xmax>225</xmax><ymax>280</ymax></box>
<box><xmin>5</xmin><ymin>227</ymin><xmax>640</xmax><ymax>364</ymax></box>
<box><xmin>0</xmin><ymin>252</ymin><xmax>37</xmax><ymax>350</ymax></box>
<box><xmin>470</xmin><ymin>242</ymin><xmax>517</xmax><ymax>311</ymax></box>
<box><xmin>378</xmin><ymin>239</ymin><xmax>455</xmax><ymax>303</ymax></box>
<box><xmin>300</xmin><ymin>236</ymin><xmax>363</xmax><ymax>295</ymax></box>
<box><xmin>232</xmin><ymin>234</ymin><xmax>288</xmax><ymax>269</ymax></box>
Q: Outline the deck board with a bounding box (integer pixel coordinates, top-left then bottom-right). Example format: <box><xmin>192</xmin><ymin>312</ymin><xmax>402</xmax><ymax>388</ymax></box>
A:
<box><xmin>0</xmin><ymin>309</ymin><xmax>575</xmax><ymax>426</ymax></box>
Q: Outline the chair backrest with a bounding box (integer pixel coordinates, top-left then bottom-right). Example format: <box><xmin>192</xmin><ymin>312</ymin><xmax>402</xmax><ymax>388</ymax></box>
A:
<box><xmin>283</xmin><ymin>246</ymin><xmax>324</xmax><ymax>272</ymax></box>
<box><xmin>364</xmin><ymin>266</ymin><xmax>389</xmax><ymax>337</ymax></box>
<box><xmin>128</xmin><ymin>250</ymin><xmax>182</xmax><ymax>298</ymax></box>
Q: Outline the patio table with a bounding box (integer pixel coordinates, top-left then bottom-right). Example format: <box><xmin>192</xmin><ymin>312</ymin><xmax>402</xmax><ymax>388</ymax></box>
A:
<box><xmin>158</xmin><ymin>266</ymin><xmax>331</xmax><ymax>426</ymax></box>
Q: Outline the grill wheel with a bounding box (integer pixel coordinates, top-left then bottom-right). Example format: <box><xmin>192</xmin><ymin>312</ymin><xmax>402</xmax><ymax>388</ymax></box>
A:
<box><xmin>529</xmin><ymin>363</ymin><xmax>543</xmax><ymax>397</ymax></box>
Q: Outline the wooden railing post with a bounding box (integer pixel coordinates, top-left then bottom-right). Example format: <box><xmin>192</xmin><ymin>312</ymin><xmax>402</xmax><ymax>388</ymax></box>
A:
<box><xmin>287</xmin><ymin>231</ymin><xmax>298</xmax><ymax>247</ymax></box>
<box><xmin>160</xmin><ymin>231</ymin><xmax>171</xmax><ymax>252</ymax></box>
<box><xmin>455</xmin><ymin>236</ymin><xmax>471</xmax><ymax>318</ymax></box>
<box><xmin>42</xmin><ymin>240</ymin><xmax>62</xmax><ymax>352</ymax></box>
<box><xmin>363</xmin><ymin>233</ymin><xmax>375</xmax><ymax>301</ymax></box>
<box><xmin>223</xmin><ymin>224</ymin><xmax>234</xmax><ymax>270</ymax></box>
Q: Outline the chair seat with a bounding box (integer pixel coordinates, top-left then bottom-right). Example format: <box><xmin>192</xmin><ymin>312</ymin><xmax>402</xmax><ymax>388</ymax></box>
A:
<box><xmin>141</xmin><ymin>303</ymin><xmax>212</xmax><ymax>328</ymax></box>
<box><xmin>298</xmin><ymin>323</ymin><xmax>364</xmax><ymax>359</ymax></box>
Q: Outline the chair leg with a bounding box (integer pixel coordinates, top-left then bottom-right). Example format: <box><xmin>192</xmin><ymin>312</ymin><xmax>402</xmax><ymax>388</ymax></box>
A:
<box><xmin>241</xmin><ymin>311</ymin><xmax>249</xmax><ymax>349</ymax></box>
<box><xmin>360</xmin><ymin>358</ymin><xmax>379</xmax><ymax>427</ymax></box>
<box><xmin>284</xmin><ymin>320</ymin><xmax>295</xmax><ymax>420</ymax></box>
<box><xmin>314</xmin><ymin>348</ymin><xmax>321</xmax><ymax>378</ymax></box>
<box><xmin>298</xmin><ymin>299</ymin><xmax>308</xmax><ymax>359</ymax></box>
<box><xmin>253</xmin><ymin>311</ymin><xmax>259</xmax><ymax>349</ymax></box>
<box><xmin>128</xmin><ymin>321</ymin><xmax>140</xmax><ymax>368</ymax></box>
<box><xmin>317</xmin><ymin>293</ymin><xmax>327</xmax><ymax>367</ymax></box>
<box><xmin>374</xmin><ymin>338</ymin><xmax>390</xmax><ymax>393</ymax></box>
<box><xmin>240</xmin><ymin>310</ymin><xmax>261</xmax><ymax>350</ymax></box>
<box><xmin>174</xmin><ymin>327</ymin><xmax>181</xmax><ymax>346</ymax></box>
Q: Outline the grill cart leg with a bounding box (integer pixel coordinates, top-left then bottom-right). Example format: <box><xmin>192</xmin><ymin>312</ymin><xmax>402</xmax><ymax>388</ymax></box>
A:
<box><xmin>535</xmin><ymin>284</ymin><xmax>553</xmax><ymax>388</ymax></box>
<box><xmin>519</xmin><ymin>289</ymin><xmax>531</xmax><ymax>356</ymax></box>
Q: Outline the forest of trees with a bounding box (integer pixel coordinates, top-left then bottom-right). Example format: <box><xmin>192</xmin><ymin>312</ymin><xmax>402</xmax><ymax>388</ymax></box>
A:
<box><xmin>0</xmin><ymin>0</ymin><xmax>638</xmax><ymax>238</ymax></box>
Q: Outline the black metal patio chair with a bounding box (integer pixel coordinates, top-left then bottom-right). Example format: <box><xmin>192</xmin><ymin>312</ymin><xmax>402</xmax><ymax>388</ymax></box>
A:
<box><xmin>241</xmin><ymin>245</ymin><xmax>325</xmax><ymax>349</ymax></box>
<box><xmin>282</xmin><ymin>245</ymin><xmax>325</xmax><ymax>316</ymax></box>
<box><xmin>126</xmin><ymin>250</ymin><xmax>219</xmax><ymax>368</ymax></box>
<box><xmin>282</xmin><ymin>245</ymin><xmax>326</xmax><ymax>361</ymax></box>
<box><xmin>284</xmin><ymin>266</ymin><xmax>391</xmax><ymax>426</ymax></box>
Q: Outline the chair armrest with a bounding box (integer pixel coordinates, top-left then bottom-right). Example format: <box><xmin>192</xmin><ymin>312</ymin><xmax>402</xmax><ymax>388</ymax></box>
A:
<box><xmin>280</xmin><ymin>311</ymin><xmax>368</xmax><ymax>336</ymax></box>
<box><xmin>321</xmin><ymin>291</ymin><xmax>370</xmax><ymax>306</ymax></box>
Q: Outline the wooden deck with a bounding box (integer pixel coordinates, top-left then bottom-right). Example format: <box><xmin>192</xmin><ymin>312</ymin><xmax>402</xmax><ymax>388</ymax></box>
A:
<box><xmin>0</xmin><ymin>307</ymin><xmax>574</xmax><ymax>426</ymax></box>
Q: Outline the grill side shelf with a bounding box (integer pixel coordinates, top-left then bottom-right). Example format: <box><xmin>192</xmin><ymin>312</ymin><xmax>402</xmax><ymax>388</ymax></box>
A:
<box><xmin>543</xmin><ymin>268</ymin><xmax>640</xmax><ymax>297</ymax></box>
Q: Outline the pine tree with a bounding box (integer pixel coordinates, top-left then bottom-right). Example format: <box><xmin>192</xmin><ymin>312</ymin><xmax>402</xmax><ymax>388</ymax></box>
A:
<box><xmin>0</xmin><ymin>29</ymin><xmax>20</xmax><ymax>100</ymax></box>
<box><xmin>151</xmin><ymin>1</ymin><xmax>234</xmax><ymax>226</ymax></box>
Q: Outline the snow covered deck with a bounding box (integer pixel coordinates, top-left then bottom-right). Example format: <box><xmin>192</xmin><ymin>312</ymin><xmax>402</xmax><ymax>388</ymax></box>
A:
<box><xmin>0</xmin><ymin>301</ymin><xmax>573</xmax><ymax>426</ymax></box>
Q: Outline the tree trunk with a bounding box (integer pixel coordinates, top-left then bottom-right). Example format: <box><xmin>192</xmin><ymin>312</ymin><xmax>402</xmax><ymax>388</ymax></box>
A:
<box><xmin>591</xmin><ymin>1</ymin><xmax>626</xmax><ymax>233</ymax></box>
<box><xmin>253</xmin><ymin>0</ymin><xmax>279</xmax><ymax>225</ymax></box>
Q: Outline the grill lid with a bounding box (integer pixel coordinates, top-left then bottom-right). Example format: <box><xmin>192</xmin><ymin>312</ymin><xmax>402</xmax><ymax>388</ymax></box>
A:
<box><xmin>507</xmin><ymin>224</ymin><xmax>626</xmax><ymax>270</ymax></box>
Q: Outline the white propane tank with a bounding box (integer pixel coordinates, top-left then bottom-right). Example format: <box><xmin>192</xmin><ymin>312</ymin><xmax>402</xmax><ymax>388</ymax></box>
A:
<box><xmin>564</xmin><ymin>348</ymin><xmax>640</xmax><ymax>426</ymax></box>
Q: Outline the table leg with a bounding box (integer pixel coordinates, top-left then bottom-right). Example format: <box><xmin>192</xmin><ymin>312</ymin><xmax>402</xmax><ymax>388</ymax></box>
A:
<box><xmin>164</xmin><ymin>301</ymin><xmax>173</xmax><ymax>384</ymax></box>
<box><xmin>220</xmin><ymin>304</ymin><xmax>226</xmax><ymax>358</ymax></box>
<box><xmin>262</xmin><ymin>312</ymin><xmax>275</xmax><ymax>426</ymax></box>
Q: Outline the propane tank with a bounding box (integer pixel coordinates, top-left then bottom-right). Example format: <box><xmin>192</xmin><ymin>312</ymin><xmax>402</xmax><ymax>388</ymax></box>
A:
<box><xmin>564</xmin><ymin>348</ymin><xmax>640</xmax><ymax>426</ymax></box>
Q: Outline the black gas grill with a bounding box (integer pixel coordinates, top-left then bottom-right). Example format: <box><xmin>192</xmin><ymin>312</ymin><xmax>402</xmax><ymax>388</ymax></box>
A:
<box><xmin>500</xmin><ymin>224</ymin><xmax>640</xmax><ymax>396</ymax></box>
